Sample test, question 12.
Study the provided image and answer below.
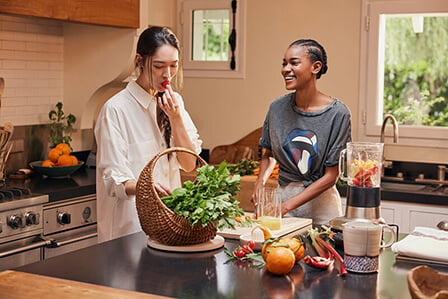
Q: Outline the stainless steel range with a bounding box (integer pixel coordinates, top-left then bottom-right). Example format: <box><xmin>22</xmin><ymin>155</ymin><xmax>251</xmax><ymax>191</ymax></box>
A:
<box><xmin>42</xmin><ymin>194</ymin><xmax>97</xmax><ymax>259</ymax></box>
<box><xmin>0</xmin><ymin>186</ymin><xmax>98</xmax><ymax>270</ymax></box>
<box><xmin>0</xmin><ymin>187</ymin><xmax>49</xmax><ymax>270</ymax></box>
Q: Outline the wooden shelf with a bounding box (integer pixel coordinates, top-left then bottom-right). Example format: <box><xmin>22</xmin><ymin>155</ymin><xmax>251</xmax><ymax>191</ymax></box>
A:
<box><xmin>0</xmin><ymin>0</ymin><xmax>139</xmax><ymax>28</ymax></box>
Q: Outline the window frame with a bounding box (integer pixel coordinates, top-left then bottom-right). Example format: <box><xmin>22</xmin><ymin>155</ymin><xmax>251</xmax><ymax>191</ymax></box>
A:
<box><xmin>359</xmin><ymin>0</ymin><xmax>448</xmax><ymax>148</ymax></box>
<box><xmin>177</xmin><ymin>0</ymin><xmax>246</xmax><ymax>78</ymax></box>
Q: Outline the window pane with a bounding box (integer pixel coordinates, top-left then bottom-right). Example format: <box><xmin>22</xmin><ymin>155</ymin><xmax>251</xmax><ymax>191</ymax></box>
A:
<box><xmin>381</xmin><ymin>14</ymin><xmax>448</xmax><ymax>127</ymax></box>
<box><xmin>192</xmin><ymin>9</ymin><xmax>229</xmax><ymax>61</ymax></box>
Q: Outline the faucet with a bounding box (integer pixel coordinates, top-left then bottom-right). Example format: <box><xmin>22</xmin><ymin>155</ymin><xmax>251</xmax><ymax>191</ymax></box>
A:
<box><xmin>380</xmin><ymin>114</ymin><xmax>399</xmax><ymax>177</ymax></box>
<box><xmin>380</xmin><ymin>114</ymin><xmax>399</xmax><ymax>144</ymax></box>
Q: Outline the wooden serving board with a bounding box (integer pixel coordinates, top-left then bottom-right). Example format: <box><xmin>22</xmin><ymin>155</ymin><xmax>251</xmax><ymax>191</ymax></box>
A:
<box><xmin>147</xmin><ymin>235</ymin><xmax>225</xmax><ymax>252</ymax></box>
<box><xmin>218</xmin><ymin>217</ymin><xmax>312</xmax><ymax>240</ymax></box>
<box><xmin>0</xmin><ymin>270</ymin><xmax>171</xmax><ymax>299</ymax></box>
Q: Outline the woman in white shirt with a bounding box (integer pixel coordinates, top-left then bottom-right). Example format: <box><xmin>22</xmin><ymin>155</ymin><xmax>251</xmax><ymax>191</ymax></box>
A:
<box><xmin>94</xmin><ymin>26</ymin><xmax>202</xmax><ymax>243</ymax></box>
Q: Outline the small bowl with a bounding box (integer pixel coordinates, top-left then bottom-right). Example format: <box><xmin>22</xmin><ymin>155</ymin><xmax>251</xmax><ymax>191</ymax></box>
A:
<box><xmin>30</xmin><ymin>161</ymin><xmax>84</xmax><ymax>178</ymax></box>
<box><xmin>407</xmin><ymin>265</ymin><xmax>448</xmax><ymax>299</ymax></box>
<box><xmin>240</xmin><ymin>233</ymin><xmax>264</xmax><ymax>251</ymax></box>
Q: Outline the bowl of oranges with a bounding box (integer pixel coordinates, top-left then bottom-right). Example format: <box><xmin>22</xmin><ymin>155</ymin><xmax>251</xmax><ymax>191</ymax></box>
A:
<box><xmin>30</xmin><ymin>143</ymin><xmax>84</xmax><ymax>178</ymax></box>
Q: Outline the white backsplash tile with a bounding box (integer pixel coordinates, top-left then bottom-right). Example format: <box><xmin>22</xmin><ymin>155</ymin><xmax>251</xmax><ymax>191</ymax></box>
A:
<box><xmin>0</xmin><ymin>14</ymin><xmax>64</xmax><ymax>126</ymax></box>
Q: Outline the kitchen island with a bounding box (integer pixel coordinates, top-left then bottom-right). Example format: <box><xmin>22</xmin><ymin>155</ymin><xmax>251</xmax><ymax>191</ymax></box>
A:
<box><xmin>15</xmin><ymin>231</ymin><xmax>448</xmax><ymax>299</ymax></box>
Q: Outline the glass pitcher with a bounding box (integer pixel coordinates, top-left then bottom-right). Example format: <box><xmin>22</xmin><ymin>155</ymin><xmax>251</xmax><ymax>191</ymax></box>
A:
<box><xmin>339</xmin><ymin>142</ymin><xmax>384</xmax><ymax>188</ymax></box>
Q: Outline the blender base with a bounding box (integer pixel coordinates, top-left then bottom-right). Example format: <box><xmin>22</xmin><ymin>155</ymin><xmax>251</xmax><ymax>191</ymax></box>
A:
<box><xmin>329</xmin><ymin>213</ymin><xmax>385</xmax><ymax>231</ymax></box>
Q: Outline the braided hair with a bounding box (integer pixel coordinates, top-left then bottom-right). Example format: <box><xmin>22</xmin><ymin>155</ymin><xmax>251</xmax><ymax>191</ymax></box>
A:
<box><xmin>136</xmin><ymin>26</ymin><xmax>183</xmax><ymax>149</ymax></box>
<box><xmin>289</xmin><ymin>39</ymin><xmax>328</xmax><ymax>79</ymax></box>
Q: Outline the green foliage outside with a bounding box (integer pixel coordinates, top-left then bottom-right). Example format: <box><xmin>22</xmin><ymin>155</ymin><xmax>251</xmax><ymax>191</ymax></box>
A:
<box><xmin>383</xmin><ymin>16</ymin><xmax>448</xmax><ymax>126</ymax></box>
<box><xmin>202</xmin><ymin>16</ymin><xmax>229</xmax><ymax>61</ymax></box>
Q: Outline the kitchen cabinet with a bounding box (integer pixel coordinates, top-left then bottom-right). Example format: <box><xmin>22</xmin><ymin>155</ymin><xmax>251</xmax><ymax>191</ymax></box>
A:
<box><xmin>342</xmin><ymin>198</ymin><xmax>448</xmax><ymax>233</ymax></box>
<box><xmin>0</xmin><ymin>0</ymin><xmax>139</xmax><ymax>28</ymax></box>
<box><xmin>382</xmin><ymin>200</ymin><xmax>448</xmax><ymax>233</ymax></box>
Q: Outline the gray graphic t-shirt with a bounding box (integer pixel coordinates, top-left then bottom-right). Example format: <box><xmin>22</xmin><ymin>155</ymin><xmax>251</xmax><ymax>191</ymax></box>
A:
<box><xmin>260</xmin><ymin>93</ymin><xmax>352</xmax><ymax>187</ymax></box>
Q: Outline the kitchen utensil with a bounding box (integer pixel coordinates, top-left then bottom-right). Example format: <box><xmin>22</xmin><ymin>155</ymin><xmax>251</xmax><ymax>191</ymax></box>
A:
<box><xmin>437</xmin><ymin>220</ymin><xmax>448</xmax><ymax>231</ymax></box>
<box><xmin>0</xmin><ymin>122</ymin><xmax>14</xmax><ymax>152</ymax></box>
<box><xmin>219</xmin><ymin>217</ymin><xmax>312</xmax><ymax>240</ymax></box>
<box><xmin>330</xmin><ymin>142</ymin><xmax>385</xmax><ymax>230</ymax></box>
<box><xmin>343</xmin><ymin>220</ymin><xmax>396</xmax><ymax>273</ymax></box>
<box><xmin>0</xmin><ymin>77</ymin><xmax>4</xmax><ymax>107</ymax></box>
<box><xmin>0</xmin><ymin>143</ymin><xmax>13</xmax><ymax>182</ymax></box>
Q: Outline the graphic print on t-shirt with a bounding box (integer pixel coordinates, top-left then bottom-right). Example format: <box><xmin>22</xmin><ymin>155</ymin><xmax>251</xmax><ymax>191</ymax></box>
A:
<box><xmin>283</xmin><ymin>129</ymin><xmax>318</xmax><ymax>176</ymax></box>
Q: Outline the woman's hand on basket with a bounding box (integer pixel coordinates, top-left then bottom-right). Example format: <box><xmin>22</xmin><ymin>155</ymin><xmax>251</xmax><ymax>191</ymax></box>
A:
<box><xmin>124</xmin><ymin>180</ymin><xmax>137</xmax><ymax>197</ymax></box>
<box><xmin>155</xmin><ymin>183</ymin><xmax>171</xmax><ymax>197</ymax></box>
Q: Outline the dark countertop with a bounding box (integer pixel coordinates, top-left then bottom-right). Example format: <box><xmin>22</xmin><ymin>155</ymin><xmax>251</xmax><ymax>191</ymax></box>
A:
<box><xmin>6</xmin><ymin>167</ymin><xmax>96</xmax><ymax>202</ymax></box>
<box><xmin>15</xmin><ymin>231</ymin><xmax>448</xmax><ymax>299</ymax></box>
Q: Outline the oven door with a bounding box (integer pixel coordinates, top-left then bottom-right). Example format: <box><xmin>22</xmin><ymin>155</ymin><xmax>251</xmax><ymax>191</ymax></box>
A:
<box><xmin>0</xmin><ymin>234</ymin><xmax>49</xmax><ymax>271</ymax></box>
<box><xmin>44</xmin><ymin>224</ymin><xmax>97</xmax><ymax>259</ymax></box>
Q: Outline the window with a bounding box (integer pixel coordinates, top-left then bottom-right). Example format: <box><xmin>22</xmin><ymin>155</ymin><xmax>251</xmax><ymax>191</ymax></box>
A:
<box><xmin>360</xmin><ymin>0</ymin><xmax>448</xmax><ymax>148</ymax></box>
<box><xmin>177</xmin><ymin>0</ymin><xmax>246</xmax><ymax>78</ymax></box>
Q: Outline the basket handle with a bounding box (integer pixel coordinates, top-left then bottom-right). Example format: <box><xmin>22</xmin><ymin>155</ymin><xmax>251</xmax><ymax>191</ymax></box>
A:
<box><xmin>150</xmin><ymin>147</ymin><xmax>207</xmax><ymax>168</ymax></box>
<box><xmin>137</xmin><ymin>147</ymin><xmax>207</xmax><ymax>197</ymax></box>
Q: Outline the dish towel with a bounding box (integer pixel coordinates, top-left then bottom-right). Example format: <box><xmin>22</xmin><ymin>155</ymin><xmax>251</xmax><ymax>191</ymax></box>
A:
<box><xmin>391</xmin><ymin>227</ymin><xmax>448</xmax><ymax>263</ymax></box>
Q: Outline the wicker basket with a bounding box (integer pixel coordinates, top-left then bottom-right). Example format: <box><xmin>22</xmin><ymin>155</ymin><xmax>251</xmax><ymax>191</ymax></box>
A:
<box><xmin>136</xmin><ymin>147</ymin><xmax>217</xmax><ymax>246</ymax></box>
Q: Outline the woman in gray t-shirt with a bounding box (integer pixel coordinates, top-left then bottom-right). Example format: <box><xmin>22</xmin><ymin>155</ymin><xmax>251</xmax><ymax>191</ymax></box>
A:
<box><xmin>255</xmin><ymin>39</ymin><xmax>352</xmax><ymax>225</ymax></box>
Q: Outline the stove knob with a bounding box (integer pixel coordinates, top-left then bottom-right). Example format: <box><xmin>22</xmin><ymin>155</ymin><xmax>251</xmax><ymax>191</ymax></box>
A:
<box><xmin>57</xmin><ymin>212</ymin><xmax>71</xmax><ymax>225</ymax></box>
<box><xmin>8</xmin><ymin>215</ymin><xmax>24</xmax><ymax>229</ymax></box>
<box><xmin>25</xmin><ymin>212</ymin><xmax>38</xmax><ymax>225</ymax></box>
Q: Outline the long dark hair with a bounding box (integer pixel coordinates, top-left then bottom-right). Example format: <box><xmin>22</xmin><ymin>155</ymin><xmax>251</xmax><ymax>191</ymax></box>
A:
<box><xmin>136</xmin><ymin>26</ymin><xmax>183</xmax><ymax>150</ymax></box>
<box><xmin>289</xmin><ymin>39</ymin><xmax>328</xmax><ymax>79</ymax></box>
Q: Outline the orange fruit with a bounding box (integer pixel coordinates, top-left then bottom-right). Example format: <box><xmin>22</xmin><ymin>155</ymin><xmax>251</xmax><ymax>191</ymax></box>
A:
<box><xmin>281</xmin><ymin>237</ymin><xmax>305</xmax><ymax>262</ymax></box>
<box><xmin>56</xmin><ymin>143</ymin><xmax>71</xmax><ymax>155</ymax></box>
<box><xmin>48</xmin><ymin>147</ymin><xmax>64</xmax><ymax>163</ymax></box>
<box><xmin>265</xmin><ymin>247</ymin><xmax>296</xmax><ymax>275</ymax></box>
<box><xmin>42</xmin><ymin>159</ymin><xmax>55</xmax><ymax>167</ymax></box>
<box><xmin>262</xmin><ymin>237</ymin><xmax>305</xmax><ymax>263</ymax></box>
<box><xmin>57</xmin><ymin>154</ymin><xmax>78</xmax><ymax>166</ymax></box>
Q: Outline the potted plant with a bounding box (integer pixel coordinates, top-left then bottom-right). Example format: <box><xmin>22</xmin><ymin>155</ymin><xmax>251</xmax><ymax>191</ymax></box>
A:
<box><xmin>48</xmin><ymin>102</ymin><xmax>76</xmax><ymax>149</ymax></box>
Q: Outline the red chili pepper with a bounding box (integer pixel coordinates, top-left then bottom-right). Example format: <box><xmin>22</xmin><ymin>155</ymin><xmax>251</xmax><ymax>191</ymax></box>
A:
<box><xmin>303</xmin><ymin>255</ymin><xmax>333</xmax><ymax>269</ymax></box>
<box><xmin>316</xmin><ymin>232</ymin><xmax>348</xmax><ymax>276</ymax></box>
<box><xmin>247</xmin><ymin>240</ymin><xmax>255</xmax><ymax>250</ymax></box>
<box><xmin>234</xmin><ymin>249</ymin><xmax>246</xmax><ymax>259</ymax></box>
<box><xmin>241</xmin><ymin>244</ymin><xmax>253</xmax><ymax>254</ymax></box>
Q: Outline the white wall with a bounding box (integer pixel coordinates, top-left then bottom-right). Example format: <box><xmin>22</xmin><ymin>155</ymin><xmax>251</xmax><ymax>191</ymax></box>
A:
<box><xmin>180</xmin><ymin>1</ymin><xmax>361</xmax><ymax>151</ymax></box>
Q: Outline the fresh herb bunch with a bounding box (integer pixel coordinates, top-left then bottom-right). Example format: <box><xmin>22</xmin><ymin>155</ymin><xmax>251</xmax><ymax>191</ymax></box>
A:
<box><xmin>161</xmin><ymin>162</ymin><xmax>244</xmax><ymax>230</ymax></box>
<box><xmin>227</xmin><ymin>159</ymin><xmax>260</xmax><ymax>176</ymax></box>
<box><xmin>48</xmin><ymin>102</ymin><xmax>76</xmax><ymax>148</ymax></box>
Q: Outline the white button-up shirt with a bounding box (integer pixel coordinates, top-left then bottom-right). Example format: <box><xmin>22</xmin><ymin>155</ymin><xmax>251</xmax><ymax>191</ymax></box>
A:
<box><xmin>94</xmin><ymin>80</ymin><xmax>202</xmax><ymax>243</ymax></box>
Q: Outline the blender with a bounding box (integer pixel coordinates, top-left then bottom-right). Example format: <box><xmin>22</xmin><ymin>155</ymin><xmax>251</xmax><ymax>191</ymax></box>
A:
<box><xmin>330</xmin><ymin>142</ymin><xmax>384</xmax><ymax>231</ymax></box>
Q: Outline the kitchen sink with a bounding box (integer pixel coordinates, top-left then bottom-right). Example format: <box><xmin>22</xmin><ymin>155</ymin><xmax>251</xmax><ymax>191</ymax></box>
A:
<box><xmin>381</xmin><ymin>181</ymin><xmax>446</xmax><ymax>194</ymax></box>
<box><xmin>381</xmin><ymin>182</ymin><xmax>433</xmax><ymax>192</ymax></box>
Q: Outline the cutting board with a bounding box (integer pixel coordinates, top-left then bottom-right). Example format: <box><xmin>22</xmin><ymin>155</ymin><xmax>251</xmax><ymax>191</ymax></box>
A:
<box><xmin>218</xmin><ymin>217</ymin><xmax>312</xmax><ymax>240</ymax></box>
<box><xmin>0</xmin><ymin>270</ymin><xmax>171</xmax><ymax>299</ymax></box>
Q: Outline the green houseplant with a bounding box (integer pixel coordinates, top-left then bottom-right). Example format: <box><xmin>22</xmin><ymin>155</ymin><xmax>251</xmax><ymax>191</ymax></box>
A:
<box><xmin>48</xmin><ymin>102</ymin><xmax>76</xmax><ymax>148</ymax></box>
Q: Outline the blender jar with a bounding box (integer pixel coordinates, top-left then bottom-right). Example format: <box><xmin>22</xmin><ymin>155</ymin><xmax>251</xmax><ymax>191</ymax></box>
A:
<box><xmin>339</xmin><ymin>142</ymin><xmax>384</xmax><ymax>188</ymax></box>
